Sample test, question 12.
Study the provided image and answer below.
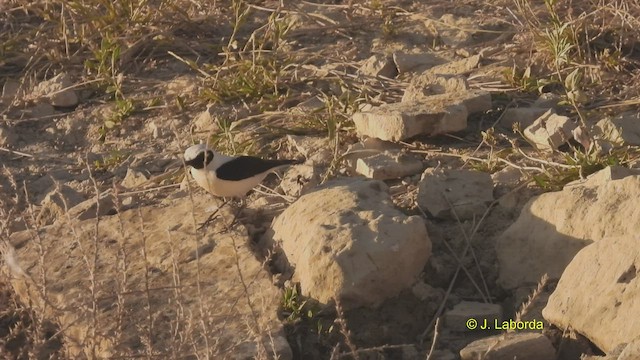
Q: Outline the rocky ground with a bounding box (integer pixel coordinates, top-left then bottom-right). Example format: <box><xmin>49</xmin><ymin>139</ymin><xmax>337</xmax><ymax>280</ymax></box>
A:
<box><xmin>1</xmin><ymin>0</ymin><xmax>640</xmax><ymax>359</ymax></box>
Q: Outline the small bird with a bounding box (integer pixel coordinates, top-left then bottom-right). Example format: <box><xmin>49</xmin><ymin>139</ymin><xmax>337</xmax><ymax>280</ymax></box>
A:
<box><xmin>183</xmin><ymin>144</ymin><xmax>302</xmax><ymax>198</ymax></box>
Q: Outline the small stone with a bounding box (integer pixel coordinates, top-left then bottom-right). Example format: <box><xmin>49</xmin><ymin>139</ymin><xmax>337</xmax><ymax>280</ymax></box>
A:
<box><xmin>417</xmin><ymin>168</ymin><xmax>494</xmax><ymax>220</ymax></box>
<box><xmin>343</xmin><ymin>138</ymin><xmax>402</xmax><ymax>171</ymax></box>
<box><xmin>355</xmin><ymin>151</ymin><xmax>423</xmax><ymax>180</ymax></box>
<box><xmin>121</xmin><ymin>168</ymin><xmax>149</xmax><ymax>189</ymax></box>
<box><xmin>523</xmin><ymin>110</ymin><xmax>577</xmax><ymax>151</ymax></box>
<box><xmin>193</xmin><ymin>105</ymin><xmax>219</xmax><ymax>132</ymax></box>
<box><xmin>392</xmin><ymin>52</ymin><xmax>445</xmax><ymax>74</ymax></box>
<box><xmin>444</xmin><ymin>301</ymin><xmax>503</xmax><ymax>332</ymax></box>
<box><xmin>358</xmin><ymin>53</ymin><xmax>398</xmax><ymax>78</ymax></box>
<box><xmin>33</xmin><ymin>73</ymin><xmax>79</xmax><ymax>107</ymax></box>
<box><xmin>460</xmin><ymin>333</ymin><xmax>555</xmax><ymax>360</ymax></box>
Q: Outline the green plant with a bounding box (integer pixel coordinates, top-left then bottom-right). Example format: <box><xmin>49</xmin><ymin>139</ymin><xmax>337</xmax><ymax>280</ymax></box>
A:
<box><xmin>281</xmin><ymin>285</ymin><xmax>312</xmax><ymax>322</ymax></box>
<box><xmin>93</xmin><ymin>149</ymin><xmax>128</xmax><ymax>171</ymax></box>
<box><xmin>98</xmin><ymin>97</ymin><xmax>135</xmax><ymax>141</ymax></box>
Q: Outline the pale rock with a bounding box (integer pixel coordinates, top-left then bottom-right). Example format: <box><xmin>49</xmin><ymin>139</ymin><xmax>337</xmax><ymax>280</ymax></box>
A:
<box><xmin>33</xmin><ymin>73</ymin><xmax>79</xmax><ymax>107</ymax></box>
<box><xmin>353</xmin><ymin>100</ymin><xmax>468</xmax><ymax>141</ymax></box>
<box><xmin>523</xmin><ymin>110</ymin><xmax>577</xmax><ymax>150</ymax></box>
<box><xmin>500</xmin><ymin>107</ymin><xmax>551</xmax><ymax>129</ymax></box>
<box><xmin>444</xmin><ymin>301</ymin><xmax>502</xmax><ymax>332</ymax></box>
<box><xmin>355</xmin><ymin>150</ymin><xmax>423</xmax><ymax>180</ymax></box>
<box><xmin>271</xmin><ymin>179</ymin><xmax>431</xmax><ymax>309</ymax></box>
<box><xmin>280</xmin><ymin>164</ymin><xmax>321</xmax><ymax>197</ymax></box>
<box><xmin>6</xmin><ymin>195</ymin><xmax>290</xmax><ymax>359</ymax></box>
<box><xmin>344</xmin><ymin>138</ymin><xmax>403</xmax><ymax>171</ymax></box>
<box><xmin>36</xmin><ymin>185</ymin><xmax>85</xmax><ymax>226</ymax></box>
<box><xmin>423</xmin><ymin>54</ymin><xmax>481</xmax><ymax>76</ymax></box>
<box><xmin>358</xmin><ymin>53</ymin><xmax>398</xmax><ymax>78</ymax></box>
<box><xmin>417</xmin><ymin>169</ymin><xmax>494</xmax><ymax>220</ymax></box>
<box><xmin>403</xmin><ymin>73</ymin><xmax>469</xmax><ymax>100</ymax></box>
<box><xmin>459</xmin><ymin>333</ymin><xmax>555</xmax><ymax>360</ymax></box>
<box><xmin>121</xmin><ymin>168</ymin><xmax>149</xmax><ymax>189</ymax></box>
<box><xmin>287</xmin><ymin>135</ymin><xmax>332</xmax><ymax>165</ymax></box>
<box><xmin>392</xmin><ymin>52</ymin><xmax>446</xmax><ymax>74</ymax></box>
<box><xmin>193</xmin><ymin>105</ymin><xmax>219</xmax><ymax>132</ymax></box>
<box><xmin>401</xmin><ymin>89</ymin><xmax>491</xmax><ymax>114</ymax></box>
<box><xmin>496</xmin><ymin>168</ymin><xmax>640</xmax><ymax>289</ymax></box>
<box><xmin>543</xmin><ymin>235</ymin><xmax>640</xmax><ymax>354</ymax></box>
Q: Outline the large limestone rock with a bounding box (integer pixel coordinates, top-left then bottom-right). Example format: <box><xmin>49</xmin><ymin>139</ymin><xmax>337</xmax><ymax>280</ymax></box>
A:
<box><xmin>496</xmin><ymin>167</ymin><xmax>640</xmax><ymax>289</ymax></box>
<box><xmin>6</xmin><ymin>194</ymin><xmax>291</xmax><ymax>359</ymax></box>
<box><xmin>271</xmin><ymin>179</ymin><xmax>431</xmax><ymax>309</ymax></box>
<box><xmin>353</xmin><ymin>100</ymin><xmax>467</xmax><ymax>141</ymax></box>
<box><xmin>353</xmin><ymin>90</ymin><xmax>491</xmax><ymax>142</ymax></box>
<box><xmin>543</xmin><ymin>235</ymin><xmax>640</xmax><ymax>354</ymax></box>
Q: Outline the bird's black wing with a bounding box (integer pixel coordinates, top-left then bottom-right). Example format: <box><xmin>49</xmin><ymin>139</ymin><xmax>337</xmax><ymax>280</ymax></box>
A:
<box><xmin>216</xmin><ymin>156</ymin><xmax>301</xmax><ymax>181</ymax></box>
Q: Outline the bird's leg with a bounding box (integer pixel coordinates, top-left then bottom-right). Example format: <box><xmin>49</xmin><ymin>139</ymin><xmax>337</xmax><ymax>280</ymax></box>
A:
<box><xmin>227</xmin><ymin>197</ymin><xmax>247</xmax><ymax>228</ymax></box>
<box><xmin>197</xmin><ymin>198</ymin><xmax>230</xmax><ymax>230</ymax></box>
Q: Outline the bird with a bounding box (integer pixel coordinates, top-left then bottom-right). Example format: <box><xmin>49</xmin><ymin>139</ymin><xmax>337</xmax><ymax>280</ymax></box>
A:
<box><xmin>183</xmin><ymin>143</ymin><xmax>302</xmax><ymax>198</ymax></box>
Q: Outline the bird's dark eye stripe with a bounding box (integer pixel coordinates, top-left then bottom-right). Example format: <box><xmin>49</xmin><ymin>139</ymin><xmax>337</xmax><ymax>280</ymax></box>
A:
<box><xmin>186</xmin><ymin>150</ymin><xmax>215</xmax><ymax>169</ymax></box>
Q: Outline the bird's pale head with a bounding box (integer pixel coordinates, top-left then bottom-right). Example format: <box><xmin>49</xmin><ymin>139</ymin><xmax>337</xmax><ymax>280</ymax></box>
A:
<box><xmin>184</xmin><ymin>144</ymin><xmax>215</xmax><ymax>170</ymax></box>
